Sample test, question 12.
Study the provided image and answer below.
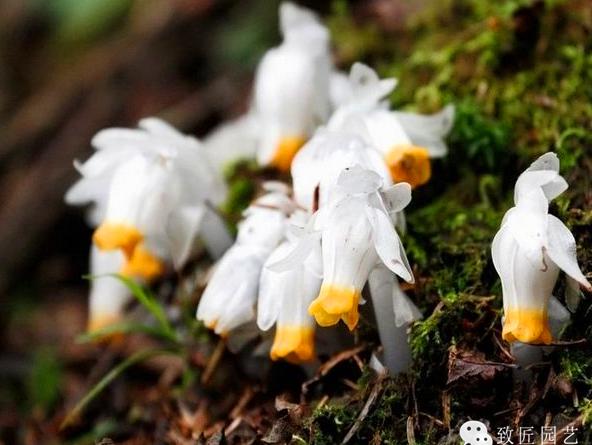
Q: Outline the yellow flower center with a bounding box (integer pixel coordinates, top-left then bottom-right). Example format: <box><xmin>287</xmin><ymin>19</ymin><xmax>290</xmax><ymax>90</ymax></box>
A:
<box><xmin>502</xmin><ymin>307</ymin><xmax>552</xmax><ymax>344</ymax></box>
<box><xmin>385</xmin><ymin>145</ymin><xmax>431</xmax><ymax>188</ymax></box>
<box><xmin>270</xmin><ymin>136</ymin><xmax>306</xmax><ymax>172</ymax></box>
<box><xmin>308</xmin><ymin>284</ymin><xmax>361</xmax><ymax>331</ymax></box>
<box><xmin>93</xmin><ymin>222</ymin><xmax>143</xmax><ymax>258</ymax></box>
<box><xmin>120</xmin><ymin>244</ymin><xmax>165</xmax><ymax>281</ymax></box>
<box><xmin>270</xmin><ymin>325</ymin><xmax>315</xmax><ymax>363</ymax></box>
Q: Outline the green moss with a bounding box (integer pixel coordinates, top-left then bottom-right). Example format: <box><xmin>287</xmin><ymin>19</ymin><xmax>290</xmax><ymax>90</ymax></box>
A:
<box><xmin>306</xmin><ymin>374</ymin><xmax>410</xmax><ymax>445</ymax></box>
<box><xmin>307</xmin><ymin>0</ymin><xmax>592</xmax><ymax>440</ymax></box>
<box><xmin>220</xmin><ymin>159</ymin><xmax>259</xmax><ymax>228</ymax></box>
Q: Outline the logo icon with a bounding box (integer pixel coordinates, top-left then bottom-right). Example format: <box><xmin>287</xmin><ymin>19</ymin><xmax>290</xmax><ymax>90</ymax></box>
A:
<box><xmin>460</xmin><ymin>420</ymin><xmax>493</xmax><ymax>445</ymax></box>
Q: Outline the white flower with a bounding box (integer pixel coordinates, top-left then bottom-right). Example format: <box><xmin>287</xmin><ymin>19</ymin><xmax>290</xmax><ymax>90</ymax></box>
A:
<box><xmin>328</xmin><ymin>63</ymin><xmax>454</xmax><ymax>188</ymax></box>
<box><xmin>87</xmin><ymin>246</ymin><xmax>132</xmax><ymax>333</ymax></box>
<box><xmin>196</xmin><ymin>187</ymin><xmax>295</xmax><ymax>335</ymax></box>
<box><xmin>66</xmin><ymin>118</ymin><xmax>231</xmax><ymax>281</ymax></box>
<box><xmin>252</xmin><ymin>2</ymin><xmax>331</xmax><ymax>171</ymax></box>
<box><xmin>257</xmin><ymin>211</ymin><xmax>322</xmax><ymax>362</ymax></box>
<box><xmin>368</xmin><ymin>265</ymin><xmax>422</xmax><ymax>374</ymax></box>
<box><xmin>291</xmin><ymin>130</ymin><xmax>391</xmax><ymax>211</ymax></box>
<box><xmin>492</xmin><ymin>152</ymin><xmax>591</xmax><ymax>344</ymax></box>
<box><xmin>275</xmin><ymin>166</ymin><xmax>414</xmax><ymax>330</ymax></box>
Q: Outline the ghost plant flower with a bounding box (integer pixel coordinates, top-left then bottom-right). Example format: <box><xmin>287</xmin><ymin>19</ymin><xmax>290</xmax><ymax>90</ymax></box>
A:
<box><xmin>328</xmin><ymin>63</ymin><xmax>454</xmax><ymax>188</ymax></box>
<box><xmin>492</xmin><ymin>153</ymin><xmax>591</xmax><ymax>344</ymax></box>
<box><xmin>67</xmin><ymin>118</ymin><xmax>230</xmax><ymax>274</ymax></box>
<box><xmin>197</xmin><ymin>185</ymin><xmax>295</xmax><ymax>336</ymax></box>
<box><xmin>276</xmin><ymin>166</ymin><xmax>414</xmax><ymax>330</ymax></box>
<box><xmin>253</xmin><ymin>2</ymin><xmax>331</xmax><ymax>171</ymax></box>
<box><xmin>257</xmin><ymin>211</ymin><xmax>322</xmax><ymax>362</ymax></box>
<box><xmin>66</xmin><ymin>118</ymin><xmax>231</xmax><ymax>330</ymax></box>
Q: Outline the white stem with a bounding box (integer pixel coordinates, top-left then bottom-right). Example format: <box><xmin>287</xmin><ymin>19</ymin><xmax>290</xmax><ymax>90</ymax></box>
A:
<box><xmin>368</xmin><ymin>266</ymin><xmax>413</xmax><ymax>375</ymax></box>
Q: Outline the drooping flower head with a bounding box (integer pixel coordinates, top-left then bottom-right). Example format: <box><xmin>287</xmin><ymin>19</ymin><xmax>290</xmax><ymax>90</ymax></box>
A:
<box><xmin>258</xmin><ymin>211</ymin><xmax>322</xmax><ymax>363</ymax></box>
<box><xmin>275</xmin><ymin>165</ymin><xmax>414</xmax><ymax>331</ymax></box>
<box><xmin>492</xmin><ymin>152</ymin><xmax>591</xmax><ymax>344</ymax></box>
<box><xmin>197</xmin><ymin>184</ymin><xmax>295</xmax><ymax>336</ymax></box>
<box><xmin>253</xmin><ymin>2</ymin><xmax>331</xmax><ymax>171</ymax></box>
<box><xmin>328</xmin><ymin>63</ymin><xmax>454</xmax><ymax>188</ymax></box>
<box><xmin>66</xmin><ymin>118</ymin><xmax>230</xmax><ymax>282</ymax></box>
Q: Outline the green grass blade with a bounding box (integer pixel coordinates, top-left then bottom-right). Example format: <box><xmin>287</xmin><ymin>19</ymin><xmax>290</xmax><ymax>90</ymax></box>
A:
<box><xmin>76</xmin><ymin>322</ymin><xmax>175</xmax><ymax>344</ymax></box>
<box><xmin>85</xmin><ymin>274</ymin><xmax>176</xmax><ymax>340</ymax></box>
<box><xmin>60</xmin><ymin>348</ymin><xmax>178</xmax><ymax>430</ymax></box>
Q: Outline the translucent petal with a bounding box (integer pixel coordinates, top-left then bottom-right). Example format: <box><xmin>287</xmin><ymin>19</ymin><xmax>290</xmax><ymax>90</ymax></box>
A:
<box><xmin>392</xmin><ymin>104</ymin><xmax>454</xmax><ymax>158</ymax></box>
<box><xmin>380</xmin><ymin>182</ymin><xmax>412</xmax><ymax>214</ymax></box>
<box><xmin>366</xmin><ymin>206</ymin><xmax>413</xmax><ymax>283</ymax></box>
<box><xmin>166</xmin><ymin>206</ymin><xmax>206</xmax><ymax>270</ymax></box>
<box><xmin>546</xmin><ymin>215</ymin><xmax>592</xmax><ymax>290</ymax></box>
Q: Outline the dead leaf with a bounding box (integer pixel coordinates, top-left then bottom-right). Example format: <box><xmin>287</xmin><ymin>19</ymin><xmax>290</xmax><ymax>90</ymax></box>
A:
<box><xmin>447</xmin><ymin>345</ymin><xmax>511</xmax><ymax>386</ymax></box>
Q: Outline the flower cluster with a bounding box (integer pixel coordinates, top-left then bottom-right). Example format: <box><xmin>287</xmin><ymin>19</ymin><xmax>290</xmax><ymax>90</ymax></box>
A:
<box><xmin>65</xmin><ymin>2</ymin><xmax>589</xmax><ymax>377</ymax></box>
<box><xmin>66</xmin><ymin>118</ymin><xmax>232</xmax><ymax>331</ymax></box>
<box><xmin>194</xmin><ymin>3</ymin><xmax>454</xmax><ymax>372</ymax></box>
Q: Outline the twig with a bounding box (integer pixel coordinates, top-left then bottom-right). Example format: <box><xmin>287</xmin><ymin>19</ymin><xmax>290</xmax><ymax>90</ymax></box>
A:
<box><xmin>406</xmin><ymin>416</ymin><xmax>417</xmax><ymax>445</ymax></box>
<box><xmin>201</xmin><ymin>338</ymin><xmax>226</xmax><ymax>385</ymax></box>
<box><xmin>341</xmin><ymin>373</ymin><xmax>386</xmax><ymax>444</ymax></box>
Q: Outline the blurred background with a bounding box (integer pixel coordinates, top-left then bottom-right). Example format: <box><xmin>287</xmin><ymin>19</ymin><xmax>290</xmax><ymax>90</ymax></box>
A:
<box><xmin>0</xmin><ymin>0</ymin><xmax>328</xmax><ymax>441</ymax></box>
<box><xmin>1</xmin><ymin>0</ymin><xmax>591</xmax><ymax>444</ymax></box>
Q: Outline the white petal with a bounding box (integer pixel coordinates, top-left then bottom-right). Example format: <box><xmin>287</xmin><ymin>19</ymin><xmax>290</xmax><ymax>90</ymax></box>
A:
<box><xmin>546</xmin><ymin>214</ymin><xmax>592</xmax><ymax>290</ymax></box>
<box><xmin>359</xmin><ymin>109</ymin><xmax>411</xmax><ymax>156</ymax></box>
<box><xmin>336</xmin><ymin>165</ymin><xmax>382</xmax><ymax>194</ymax></box>
<box><xmin>279</xmin><ymin>1</ymin><xmax>329</xmax><ymax>47</ymax></box>
<box><xmin>349</xmin><ymin>63</ymin><xmax>397</xmax><ymax>105</ymax></box>
<box><xmin>547</xmin><ymin>295</ymin><xmax>571</xmax><ymax>337</ymax></box>
<box><xmin>202</xmin><ymin>115</ymin><xmax>259</xmax><ymax>172</ymax></box>
<box><xmin>198</xmin><ymin>207</ymin><xmax>233</xmax><ymax>260</ymax></box>
<box><xmin>505</xmin><ymin>188</ymin><xmax>549</xmax><ymax>266</ymax></box>
<box><xmin>514</xmin><ymin>170</ymin><xmax>567</xmax><ymax>204</ymax></box>
<box><xmin>565</xmin><ymin>277</ymin><xmax>582</xmax><ymax>313</ymax></box>
<box><xmin>366</xmin><ymin>206</ymin><xmax>413</xmax><ymax>283</ymax></box>
<box><xmin>527</xmin><ymin>152</ymin><xmax>560</xmax><ymax>173</ymax></box>
<box><xmin>75</xmin><ymin>147</ymin><xmax>135</xmax><ymax>178</ymax></box>
<box><xmin>258</xmin><ymin>241</ymin><xmax>294</xmax><ymax>330</ymax></box>
<box><xmin>166</xmin><ymin>206</ymin><xmax>206</xmax><ymax>270</ymax></box>
<box><xmin>197</xmin><ymin>246</ymin><xmax>264</xmax><ymax>334</ymax></box>
<box><xmin>138</xmin><ymin>117</ymin><xmax>183</xmax><ymax>139</ymax></box>
<box><xmin>266</xmin><ymin>233</ymin><xmax>319</xmax><ymax>273</ymax></box>
<box><xmin>392</xmin><ymin>280</ymin><xmax>422</xmax><ymax>327</ymax></box>
<box><xmin>321</xmin><ymin>201</ymin><xmax>378</xmax><ymax>290</ymax></box>
<box><xmin>392</xmin><ymin>105</ymin><xmax>454</xmax><ymax>158</ymax></box>
<box><xmin>380</xmin><ymin>182</ymin><xmax>412</xmax><ymax>214</ymax></box>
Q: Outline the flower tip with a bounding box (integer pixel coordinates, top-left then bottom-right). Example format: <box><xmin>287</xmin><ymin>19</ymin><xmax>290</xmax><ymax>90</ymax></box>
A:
<box><xmin>385</xmin><ymin>145</ymin><xmax>431</xmax><ymax>188</ymax></box>
<box><xmin>120</xmin><ymin>245</ymin><xmax>165</xmax><ymax>281</ymax></box>
<box><xmin>502</xmin><ymin>308</ymin><xmax>553</xmax><ymax>345</ymax></box>
<box><xmin>270</xmin><ymin>325</ymin><xmax>315</xmax><ymax>363</ymax></box>
<box><xmin>269</xmin><ymin>136</ymin><xmax>306</xmax><ymax>172</ymax></box>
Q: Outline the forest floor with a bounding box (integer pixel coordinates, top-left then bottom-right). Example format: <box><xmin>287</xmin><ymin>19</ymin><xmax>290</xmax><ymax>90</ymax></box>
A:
<box><xmin>1</xmin><ymin>1</ymin><xmax>592</xmax><ymax>444</ymax></box>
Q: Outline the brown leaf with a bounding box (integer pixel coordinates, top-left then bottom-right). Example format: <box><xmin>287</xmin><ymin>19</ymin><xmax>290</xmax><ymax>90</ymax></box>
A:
<box><xmin>446</xmin><ymin>346</ymin><xmax>510</xmax><ymax>386</ymax></box>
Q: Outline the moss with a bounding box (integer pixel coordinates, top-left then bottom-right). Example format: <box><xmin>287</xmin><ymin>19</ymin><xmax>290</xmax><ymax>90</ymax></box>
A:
<box><xmin>220</xmin><ymin>159</ymin><xmax>259</xmax><ymax>229</ymax></box>
<box><xmin>306</xmin><ymin>373</ymin><xmax>410</xmax><ymax>445</ymax></box>
<box><xmin>302</xmin><ymin>0</ymin><xmax>592</xmax><ymax>440</ymax></box>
